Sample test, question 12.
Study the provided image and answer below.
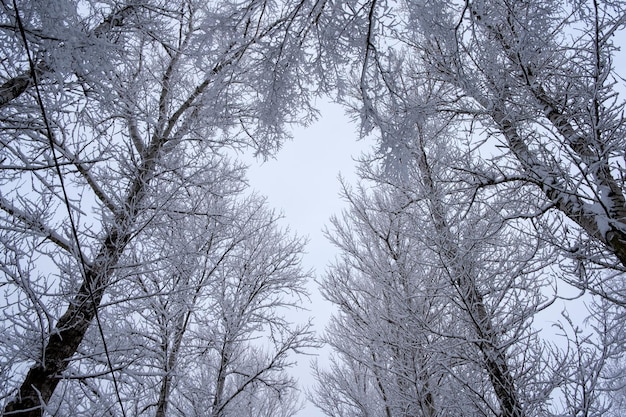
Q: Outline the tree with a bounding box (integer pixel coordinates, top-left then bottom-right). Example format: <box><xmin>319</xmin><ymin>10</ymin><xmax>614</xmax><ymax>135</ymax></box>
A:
<box><xmin>312</xmin><ymin>180</ymin><xmax>466</xmax><ymax>417</ymax></box>
<box><xmin>315</xmin><ymin>118</ymin><xmax>626</xmax><ymax>416</ymax></box>
<box><xmin>47</xmin><ymin>183</ymin><xmax>315</xmax><ymax>417</ymax></box>
<box><xmin>314</xmin><ymin>136</ymin><xmax>554</xmax><ymax>416</ymax></box>
<box><xmin>313</xmin><ymin>1</ymin><xmax>626</xmax><ymax>414</ymax></box>
<box><xmin>316</xmin><ymin>0</ymin><xmax>626</xmax><ymax>304</ymax></box>
<box><xmin>0</xmin><ymin>0</ymin><xmax>319</xmax><ymax>415</ymax></box>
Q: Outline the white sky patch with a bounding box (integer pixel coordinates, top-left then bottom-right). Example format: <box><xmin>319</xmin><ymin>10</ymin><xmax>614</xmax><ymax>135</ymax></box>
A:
<box><xmin>242</xmin><ymin>100</ymin><xmax>374</xmax><ymax>417</ymax></box>
<box><xmin>245</xmin><ymin>100</ymin><xmax>372</xmax><ymax>292</ymax></box>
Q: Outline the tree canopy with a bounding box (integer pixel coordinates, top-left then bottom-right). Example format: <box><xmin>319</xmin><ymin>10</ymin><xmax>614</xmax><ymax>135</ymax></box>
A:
<box><xmin>2</xmin><ymin>0</ymin><xmax>626</xmax><ymax>416</ymax></box>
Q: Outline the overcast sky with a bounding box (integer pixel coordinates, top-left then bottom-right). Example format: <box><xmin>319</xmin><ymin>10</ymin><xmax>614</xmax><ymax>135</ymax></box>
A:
<box><xmin>246</xmin><ymin>100</ymin><xmax>373</xmax><ymax>303</ymax></box>
<box><xmin>244</xmin><ymin>100</ymin><xmax>374</xmax><ymax>416</ymax></box>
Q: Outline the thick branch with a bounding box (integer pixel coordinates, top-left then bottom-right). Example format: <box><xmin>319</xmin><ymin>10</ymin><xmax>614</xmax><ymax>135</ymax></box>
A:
<box><xmin>494</xmin><ymin>113</ymin><xmax>626</xmax><ymax>267</ymax></box>
<box><xmin>470</xmin><ymin>4</ymin><xmax>626</xmax><ymax>266</ymax></box>
<box><xmin>412</xmin><ymin>134</ymin><xmax>524</xmax><ymax>417</ymax></box>
<box><xmin>0</xmin><ymin>5</ymin><xmax>135</xmax><ymax>108</ymax></box>
<box><xmin>2</xmin><ymin>111</ymin><xmax>168</xmax><ymax>417</ymax></box>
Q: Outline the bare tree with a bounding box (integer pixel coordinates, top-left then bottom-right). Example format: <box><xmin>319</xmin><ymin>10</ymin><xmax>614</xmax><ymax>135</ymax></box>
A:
<box><xmin>313</xmin><ymin>180</ymin><xmax>462</xmax><ymax>417</ymax></box>
<box><xmin>313</xmin><ymin>1</ymin><xmax>626</xmax><ymax>414</ymax></box>
<box><xmin>0</xmin><ymin>1</ymin><xmax>319</xmax><ymax>415</ymax></box>
<box><xmin>315</xmin><ymin>137</ymin><xmax>554</xmax><ymax>416</ymax></box>
<box><xmin>46</xmin><ymin>181</ymin><xmax>315</xmax><ymax>417</ymax></box>
<box><xmin>316</xmin><ymin>0</ymin><xmax>626</xmax><ymax>303</ymax></box>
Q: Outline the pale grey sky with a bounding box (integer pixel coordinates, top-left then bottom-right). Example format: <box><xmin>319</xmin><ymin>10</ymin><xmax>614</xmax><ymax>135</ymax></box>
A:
<box><xmin>245</xmin><ymin>100</ymin><xmax>374</xmax><ymax>417</ymax></box>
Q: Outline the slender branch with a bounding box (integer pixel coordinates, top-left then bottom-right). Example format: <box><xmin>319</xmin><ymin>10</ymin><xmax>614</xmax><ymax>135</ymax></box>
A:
<box><xmin>0</xmin><ymin>195</ymin><xmax>75</xmax><ymax>256</ymax></box>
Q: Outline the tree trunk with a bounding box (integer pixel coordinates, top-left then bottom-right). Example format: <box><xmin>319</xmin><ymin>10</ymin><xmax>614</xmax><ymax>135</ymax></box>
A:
<box><xmin>413</xmin><ymin>139</ymin><xmax>525</xmax><ymax>417</ymax></box>
<box><xmin>3</xmin><ymin>227</ymin><xmax>130</xmax><ymax>416</ymax></box>
<box><xmin>3</xmin><ymin>128</ymin><xmax>165</xmax><ymax>416</ymax></box>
